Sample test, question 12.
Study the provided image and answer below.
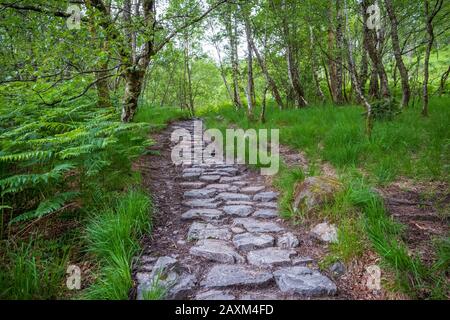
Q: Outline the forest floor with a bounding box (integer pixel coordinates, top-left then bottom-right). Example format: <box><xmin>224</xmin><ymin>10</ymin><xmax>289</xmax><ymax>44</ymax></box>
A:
<box><xmin>131</xmin><ymin>119</ymin><xmax>393</xmax><ymax>300</ymax></box>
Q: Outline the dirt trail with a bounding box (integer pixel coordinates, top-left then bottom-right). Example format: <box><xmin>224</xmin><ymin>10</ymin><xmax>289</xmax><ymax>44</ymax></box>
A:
<box><xmin>132</xmin><ymin>120</ymin><xmax>338</xmax><ymax>300</ymax></box>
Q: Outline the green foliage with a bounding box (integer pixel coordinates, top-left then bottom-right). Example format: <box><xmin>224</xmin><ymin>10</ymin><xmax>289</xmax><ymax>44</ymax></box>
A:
<box><xmin>0</xmin><ymin>98</ymin><xmax>150</xmax><ymax>224</ymax></box>
<box><xmin>371</xmin><ymin>98</ymin><xmax>401</xmax><ymax>121</ymax></box>
<box><xmin>83</xmin><ymin>189</ymin><xmax>152</xmax><ymax>300</ymax></box>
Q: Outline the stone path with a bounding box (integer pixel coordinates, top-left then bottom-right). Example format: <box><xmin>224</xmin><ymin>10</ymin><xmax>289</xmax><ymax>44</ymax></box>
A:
<box><xmin>135</xmin><ymin>120</ymin><xmax>336</xmax><ymax>300</ymax></box>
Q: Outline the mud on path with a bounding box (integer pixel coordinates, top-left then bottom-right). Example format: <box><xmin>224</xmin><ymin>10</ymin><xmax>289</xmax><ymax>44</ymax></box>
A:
<box><xmin>131</xmin><ymin>119</ymin><xmax>339</xmax><ymax>300</ymax></box>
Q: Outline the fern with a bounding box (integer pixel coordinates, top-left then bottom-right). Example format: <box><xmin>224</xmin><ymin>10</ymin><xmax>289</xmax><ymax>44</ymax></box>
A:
<box><xmin>10</xmin><ymin>192</ymin><xmax>79</xmax><ymax>224</ymax></box>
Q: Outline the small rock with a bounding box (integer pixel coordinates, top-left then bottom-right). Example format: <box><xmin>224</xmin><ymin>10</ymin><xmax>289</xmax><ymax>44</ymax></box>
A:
<box><xmin>310</xmin><ymin>222</ymin><xmax>338</xmax><ymax>243</ymax></box>
<box><xmin>256</xmin><ymin>202</ymin><xmax>278</xmax><ymax>209</ymax></box>
<box><xmin>231</xmin><ymin>227</ymin><xmax>245</xmax><ymax>234</ymax></box>
<box><xmin>241</xmin><ymin>186</ymin><xmax>266</xmax><ymax>194</ymax></box>
<box><xmin>201</xmin><ymin>264</ymin><xmax>273</xmax><ymax>288</ymax></box>
<box><xmin>233</xmin><ymin>233</ymin><xmax>274</xmax><ymax>251</ymax></box>
<box><xmin>277</xmin><ymin>232</ymin><xmax>300</xmax><ymax>249</ymax></box>
<box><xmin>253</xmin><ymin>191</ymin><xmax>279</xmax><ymax>202</ymax></box>
<box><xmin>234</xmin><ymin>218</ymin><xmax>283</xmax><ymax>233</ymax></box>
<box><xmin>182</xmin><ymin>172</ymin><xmax>201</xmax><ymax>180</ymax></box>
<box><xmin>195</xmin><ymin>290</ymin><xmax>236</xmax><ymax>300</ymax></box>
<box><xmin>205</xmin><ymin>184</ymin><xmax>231</xmax><ymax>190</ymax></box>
<box><xmin>181</xmin><ymin>208</ymin><xmax>224</xmax><ymax>221</ymax></box>
<box><xmin>329</xmin><ymin>262</ymin><xmax>346</xmax><ymax>277</ymax></box>
<box><xmin>189</xmin><ymin>239</ymin><xmax>245</xmax><ymax>263</ymax></box>
<box><xmin>273</xmin><ymin>267</ymin><xmax>337</xmax><ymax>297</ymax></box>
<box><xmin>183</xmin><ymin>188</ymin><xmax>216</xmax><ymax>199</ymax></box>
<box><xmin>220</xmin><ymin>176</ymin><xmax>245</xmax><ymax>183</ymax></box>
<box><xmin>223</xmin><ymin>205</ymin><xmax>253</xmax><ymax>217</ymax></box>
<box><xmin>180</xmin><ymin>182</ymin><xmax>206</xmax><ymax>189</ymax></box>
<box><xmin>217</xmin><ymin>192</ymin><xmax>251</xmax><ymax>201</ymax></box>
<box><xmin>166</xmin><ymin>273</ymin><xmax>197</xmax><ymax>299</ymax></box>
<box><xmin>200</xmin><ymin>175</ymin><xmax>221</xmax><ymax>182</ymax></box>
<box><xmin>187</xmin><ymin>222</ymin><xmax>232</xmax><ymax>241</ymax></box>
<box><xmin>247</xmin><ymin>247</ymin><xmax>296</xmax><ymax>267</ymax></box>
<box><xmin>183</xmin><ymin>199</ymin><xmax>221</xmax><ymax>208</ymax></box>
<box><xmin>253</xmin><ymin>208</ymin><xmax>278</xmax><ymax>218</ymax></box>
<box><xmin>292</xmin><ymin>256</ymin><xmax>314</xmax><ymax>266</ymax></box>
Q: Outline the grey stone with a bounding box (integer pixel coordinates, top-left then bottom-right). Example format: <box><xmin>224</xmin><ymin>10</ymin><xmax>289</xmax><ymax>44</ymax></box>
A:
<box><xmin>217</xmin><ymin>192</ymin><xmax>251</xmax><ymax>201</ymax></box>
<box><xmin>187</xmin><ymin>222</ymin><xmax>232</xmax><ymax>241</ymax></box>
<box><xmin>241</xmin><ymin>186</ymin><xmax>266</xmax><ymax>194</ymax></box>
<box><xmin>205</xmin><ymin>184</ymin><xmax>231</xmax><ymax>190</ymax></box>
<box><xmin>200</xmin><ymin>175</ymin><xmax>221</xmax><ymax>182</ymax></box>
<box><xmin>182</xmin><ymin>172</ymin><xmax>201</xmax><ymax>180</ymax></box>
<box><xmin>195</xmin><ymin>290</ymin><xmax>236</xmax><ymax>300</ymax></box>
<box><xmin>180</xmin><ymin>182</ymin><xmax>206</xmax><ymax>189</ymax></box>
<box><xmin>232</xmin><ymin>233</ymin><xmax>274</xmax><ymax>251</ymax></box>
<box><xmin>232</xmin><ymin>181</ymin><xmax>249</xmax><ymax>187</ymax></box>
<box><xmin>292</xmin><ymin>256</ymin><xmax>314</xmax><ymax>266</ymax></box>
<box><xmin>253</xmin><ymin>191</ymin><xmax>279</xmax><ymax>202</ymax></box>
<box><xmin>277</xmin><ymin>232</ymin><xmax>300</xmax><ymax>249</ymax></box>
<box><xmin>201</xmin><ymin>264</ymin><xmax>273</xmax><ymax>288</ymax></box>
<box><xmin>329</xmin><ymin>262</ymin><xmax>346</xmax><ymax>277</ymax></box>
<box><xmin>256</xmin><ymin>202</ymin><xmax>278</xmax><ymax>209</ymax></box>
<box><xmin>184</xmin><ymin>188</ymin><xmax>216</xmax><ymax>199</ymax></box>
<box><xmin>183</xmin><ymin>199</ymin><xmax>221</xmax><ymax>208</ymax></box>
<box><xmin>220</xmin><ymin>176</ymin><xmax>246</xmax><ymax>183</ymax></box>
<box><xmin>273</xmin><ymin>267</ymin><xmax>336</xmax><ymax>296</ymax></box>
<box><xmin>166</xmin><ymin>273</ymin><xmax>197</xmax><ymax>299</ymax></box>
<box><xmin>181</xmin><ymin>208</ymin><xmax>224</xmax><ymax>221</ymax></box>
<box><xmin>231</xmin><ymin>227</ymin><xmax>245</xmax><ymax>234</ymax></box>
<box><xmin>310</xmin><ymin>222</ymin><xmax>338</xmax><ymax>243</ymax></box>
<box><xmin>183</xmin><ymin>168</ymin><xmax>203</xmax><ymax>174</ymax></box>
<box><xmin>225</xmin><ymin>201</ymin><xmax>255</xmax><ymax>206</ymax></box>
<box><xmin>233</xmin><ymin>218</ymin><xmax>283</xmax><ymax>233</ymax></box>
<box><xmin>150</xmin><ymin>256</ymin><xmax>178</xmax><ymax>279</ymax></box>
<box><xmin>189</xmin><ymin>239</ymin><xmax>245</xmax><ymax>264</ymax></box>
<box><xmin>247</xmin><ymin>248</ymin><xmax>296</xmax><ymax>267</ymax></box>
<box><xmin>293</xmin><ymin>176</ymin><xmax>342</xmax><ymax>214</ymax></box>
<box><xmin>253</xmin><ymin>208</ymin><xmax>278</xmax><ymax>218</ymax></box>
<box><xmin>240</xmin><ymin>293</ymin><xmax>278</xmax><ymax>300</ymax></box>
<box><xmin>223</xmin><ymin>205</ymin><xmax>253</xmax><ymax>217</ymax></box>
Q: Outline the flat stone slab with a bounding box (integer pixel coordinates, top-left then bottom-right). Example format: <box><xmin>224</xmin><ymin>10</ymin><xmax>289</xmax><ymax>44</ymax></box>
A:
<box><xmin>202</xmin><ymin>264</ymin><xmax>273</xmax><ymax>288</ymax></box>
<box><xmin>180</xmin><ymin>182</ymin><xmax>206</xmax><ymax>189</ymax></box>
<box><xmin>233</xmin><ymin>218</ymin><xmax>283</xmax><ymax>233</ymax></box>
<box><xmin>183</xmin><ymin>199</ymin><xmax>221</xmax><ymax>208</ymax></box>
<box><xmin>205</xmin><ymin>184</ymin><xmax>231</xmax><ymax>190</ymax></box>
<box><xmin>199</xmin><ymin>175</ymin><xmax>221</xmax><ymax>182</ymax></box>
<box><xmin>240</xmin><ymin>186</ymin><xmax>266</xmax><ymax>194</ymax></box>
<box><xmin>182</xmin><ymin>172</ymin><xmax>201</xmax><ymax>180</ymax></box>
<box><xmin>195</xmin><ymin>290</ymin><xmax>236</xmax><ymax>300</ymax></box>
<box><xmin>181</xmin><ymin>208</ymin><xmax>224</xmax><ymax>221</ymax></box>
<box><xmin>256</xmin><ymin>202</ymin><xmax>278</xmax><ymax>209</ymax></box>
<box><xmin>273</xmin><ymin>267</ymin><xmax>337</xmax><ymax>296</ymax></box>
<box><xmin>225</xmin><ymin>201</ymin><xmax>255</xmax><ymax>206</ymax></box>
<box><xmin>233</xmin><ymin>232</ymin><xmax>274</xmax><ymax>251</ymax></box>
<box><xmin>217</xmin><ymin>192</ymin><xmax>251</xmax><ymax>201</ymax></box>
<box><xmin>184</xmin><ymin>188</ymin><xmax>216</xmax><ymax>199</ymax></box>
<box><xmin>253</xmin><ymin>208</ymin><xmax>278</xmax><ymax>218</ymax></box>
<box><xmin>187</xmin><ymin>222</ymin><xmax>232</xmax><ymax>241</ymax></box>
<box><xmin>189</xmin><ymin>239</ymin><xmax>245</xmax><ymax>264</ymax></box>
<box><xmin>253</xmin><ymin>191</ymin><xmax>279</xmax><ymax>202</ymax></box>
<box><xmin>220</xmin><ymin>176</ymin><xmax>245</xmax><ymax>183</ymax></box>
<box><xmin>247</xmin><ymin>248</ymin><xmax>296</xmax><ymax>267</ymax></box>
<box><xmin>223</xmin><ymin>205</ymin><xmax>253</xmax><ymax>217</ymax></box>
<box><xmin>277</xmin><ymin>232</ymin><xmax>300</xmax><ymax>249</ymax></box>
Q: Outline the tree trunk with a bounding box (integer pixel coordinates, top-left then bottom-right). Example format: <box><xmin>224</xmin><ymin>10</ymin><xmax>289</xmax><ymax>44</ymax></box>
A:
<box><xmin>244</xmin><ymin>16</ymin><xmax>255</xmax><ymax>117</ymax></box>
<box><xmin>385</xmin><ymin>0</ymin><xmax>410</xmax><ymax>108</ymax></box>
<box><xmin>121</xmin><ymin>69</ymin><xmax>145</xmax><ymax>122</ymax></box>
<box><xmin>423</xmin><ymin>0</ymin><xmax>443</xmax><ymax>116</ymax></box>
<box><xmin>328</xmin><ymin>1</ymin><xmax>344</xmax><ymax>104</ymax></box>
<box><xmin>245</xmin><ymin>16</ymin><xmax>284</xmax><ymax>110</ymax></box>
<box><xmin>309</xmin><ymin>26</ymin><xmax>326</xmax><ymax>102</ymax></box>
<box><xmin>362</xmin><ymin>0</ymin><xmax>390</xmax><ymax>99</ymax></box>
<box><xmin>226</xmin><ymin>11</ymin><xmax>242</xmax><ymax>109</ymax></box>
<box><xmin>344</xmin><ymin>0</ymin><xmax>373</xmax><ymax>137</ymax></box>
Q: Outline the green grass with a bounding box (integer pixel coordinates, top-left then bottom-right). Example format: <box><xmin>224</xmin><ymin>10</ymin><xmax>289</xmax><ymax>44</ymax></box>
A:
<box><xmin>83</xmin><ymin>189</ymin><xmax>152</xmax><ymax>300</ymax></box>
<box><xmin>0</xmin><ymin>236</ymin><xmax>71</xmax><ymax>299</ymax></box>
<box><xmin>134</xmin><ymin>104</ymin><xmax>190</xmax><ymax>132</ymax></box>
